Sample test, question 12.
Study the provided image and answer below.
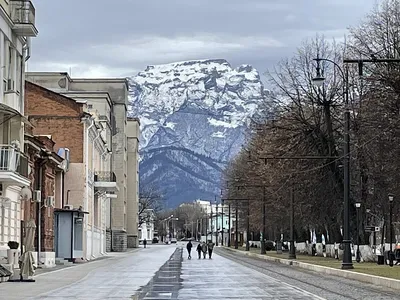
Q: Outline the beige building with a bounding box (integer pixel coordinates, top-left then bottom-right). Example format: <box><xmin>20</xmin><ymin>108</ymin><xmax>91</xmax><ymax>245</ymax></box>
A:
<box><xmin>25</xmin><ymin>72</ymin><xmax>140</xmax><ymax>251</ymax></box>
<box><xmin>127</xmin><ymin>117</ymin><xmax>139</xmax><ymax>247</ymax></box>
<box><xmin>0</xmin><ymin>0</ymin><xmax>38</xmax><ymax>255</ymax></box>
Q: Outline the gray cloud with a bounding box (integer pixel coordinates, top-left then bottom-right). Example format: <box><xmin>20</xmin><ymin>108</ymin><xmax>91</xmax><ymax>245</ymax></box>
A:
<box><xmin>30</xmin><ymin>0</ymin><xmax>376</xmax><ymax>78</ymax></box>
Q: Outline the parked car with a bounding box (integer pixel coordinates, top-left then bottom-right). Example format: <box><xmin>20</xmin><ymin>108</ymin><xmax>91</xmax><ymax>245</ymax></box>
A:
<box><xmin>170</xmin><ymin>238</ymin><xmax>177</xmax><ymax>244</ymax></box>
<box><xmin>152</xmin><ymin>237</ymin><xmax>159</xmax><ymax>243</ymax></box>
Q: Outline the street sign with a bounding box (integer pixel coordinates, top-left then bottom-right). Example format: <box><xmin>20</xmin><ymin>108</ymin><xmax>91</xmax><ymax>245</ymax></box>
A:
<box><xmin>365</xmin><ymin>226</ymin><xmax>380</xmax><ymax>232</ymax></box>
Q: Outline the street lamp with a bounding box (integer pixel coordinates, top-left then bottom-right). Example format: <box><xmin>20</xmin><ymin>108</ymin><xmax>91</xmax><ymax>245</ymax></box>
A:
<box><xmin>312</xmin><ymin>62</ymin><xmax>325</xmax><ymax>88</ymax></box>
<box><xmin>312</xmin><ymin>55</ymin><xmax>353</xmax><ymax>269</ymax></box>
<box><xmin>355</xmin><ymin>202</ymin><xmax>361</xmax><ymax>263</ymax></box>
<box><xmin>388</xmin><ymin>193</ymin><xmax>394</xmax><ymax>267</ymax></box>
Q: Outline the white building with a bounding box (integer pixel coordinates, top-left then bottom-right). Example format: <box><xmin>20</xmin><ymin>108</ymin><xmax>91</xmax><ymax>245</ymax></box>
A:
<box><xmin>0</xmin><ymin>0</ymin><xmax>37</xmax><ymax>253</ymax></box>
<box><xmin>195</xmin><ymin>199</ymin><xmax>235</xmax><ymax>244</ymax></box>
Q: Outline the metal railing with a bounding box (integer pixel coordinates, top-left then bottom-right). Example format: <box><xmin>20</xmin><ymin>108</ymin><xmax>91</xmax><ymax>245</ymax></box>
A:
<box><xmin>94</xmin><ymin>171</ymin><xmax>116</xmax><ymax>182</ymax></box>
<box><xmin>9</xmin><ymin>0</ymin><xmax>35</xmax><ymax>25</ymax></box>
<box><xmin>0</xmin><ymin>145</ymin><xmax>28</xmax><ymax>177</ymax></box>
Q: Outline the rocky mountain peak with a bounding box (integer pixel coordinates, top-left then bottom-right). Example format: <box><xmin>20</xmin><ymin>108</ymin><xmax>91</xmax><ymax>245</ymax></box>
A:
<box><xmin>128</xmin><ymin>59</ymin><xmax>269</xmax><ymax>207</ymax></box>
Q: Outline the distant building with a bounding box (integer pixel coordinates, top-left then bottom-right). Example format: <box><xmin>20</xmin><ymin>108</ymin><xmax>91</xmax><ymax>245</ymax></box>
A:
<box><xmin>195</xmin><ymin>199</ymin><xmax>235</xmax><ymax>245</ymax></box>
<box><xmin>138</xmin><ymin>209</ymin><xmax>155</xmax><ymax>242</ymax></box>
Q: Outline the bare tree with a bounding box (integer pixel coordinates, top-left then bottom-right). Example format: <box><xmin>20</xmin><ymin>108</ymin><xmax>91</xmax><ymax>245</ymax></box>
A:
<box><xmin>139</xmin><ymin>185</ymin><xmax>164</xmax><ymax>227</ymax></box>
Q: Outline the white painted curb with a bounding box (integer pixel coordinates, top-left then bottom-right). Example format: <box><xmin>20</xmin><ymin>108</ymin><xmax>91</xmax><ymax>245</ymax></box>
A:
<box><xmin>223</xmin><ymin>247</ymin><xmax>400</xmax><ymax>291</ymax></box>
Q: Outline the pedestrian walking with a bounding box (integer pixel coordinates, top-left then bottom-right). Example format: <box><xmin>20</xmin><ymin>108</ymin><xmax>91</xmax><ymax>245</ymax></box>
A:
<box><xmin>143</xmin><ymin>239</ymin><xmax>147</xmax><ymax>248</ymax></box>
<box><xmin>186</xmin><ymin>240</ymin><xmax>193</xmax><ymax>259</ymax></box>
<box><xmin>207</xmin><ymin>240</ymin><xmax>215</xmax><ymax>259</ymax></box>
<box><xmin>201</xmin><ymin>241</ymin><xmax>207</xmax><ymax>259</ymax></box>
<box><xmin>196</xmin><ymin>243</ymin><xmax>202</xmax><ymax>259</ymax></box>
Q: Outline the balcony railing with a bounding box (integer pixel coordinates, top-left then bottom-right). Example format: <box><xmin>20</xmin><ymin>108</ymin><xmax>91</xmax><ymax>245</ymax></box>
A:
<box><xmin>94</xmin><ymin>172</ymin><xmax>116</xmax><ymax>182</ymax></box>
<box><xmin>0</xmin><ymin>145</ymin><xmax>28</xmax><ymax>178</ymax></box>
<box><xmin>9</xmin><ymin>0</ymin><xmax>35</xmax><ymax>24</ymax></box>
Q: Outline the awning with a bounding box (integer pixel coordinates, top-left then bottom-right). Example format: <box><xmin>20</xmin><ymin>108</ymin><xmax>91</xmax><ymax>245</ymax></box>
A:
<box><xmin>0</xmin><ymin>103</ymin><xmax>33</xmax><ymax>127</ymax></box>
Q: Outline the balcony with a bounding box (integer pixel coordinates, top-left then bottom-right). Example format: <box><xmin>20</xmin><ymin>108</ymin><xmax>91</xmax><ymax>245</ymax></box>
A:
<box><xmin>9</xmin><ymin>0</ymin><xmax>38</xmax><ymax>37</ymax></box>
<box><xmin>93</xmin><ymin>171</ymin><xmax>118</xmax><ymax>192</ymax></box>
<box><xmin>0</xmin><ymin>145</ymin><xmax>29</xmax><ymax>188</ymax></box>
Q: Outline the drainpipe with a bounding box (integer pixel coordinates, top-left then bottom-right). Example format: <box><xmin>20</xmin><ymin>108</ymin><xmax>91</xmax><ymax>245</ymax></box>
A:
<box><xmin>61</xmin><ymin>172</ymin><xmax>65</xmax><ymax>208</ymax></box>
<box><xmin>85</xmin><ymin>117</ymin><xmax>95</xmax><ymax>260</ymax></box>
<box><xmin>91</xmin><ymin>127</ymin><xmax>101</xmax><ymax>258</ymax></box>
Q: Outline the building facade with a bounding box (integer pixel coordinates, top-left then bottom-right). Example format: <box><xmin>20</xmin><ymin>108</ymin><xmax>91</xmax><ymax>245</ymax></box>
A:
<box><xmin>25</xmin><ymin>81</ymin><xmax>115</xmax><ymax>260</ymax></box>
<box><xmin>25</xmin><ymin>73</ymin><xmax>140</xmax><ymax>251</ymax></box>
<box><xmin>195</xmin><ymin>199</ymin><xmax>236</xmax><ymax>244</ymax></box>
<box><xmin>0</xmin><ymin>0</ymin><xmax>37</xmax><ymax>256</ymax></box>
<box><xmin>24</xmin><ymin>132</ymin><xmax>65</xmax><ymax>268</ymax></box>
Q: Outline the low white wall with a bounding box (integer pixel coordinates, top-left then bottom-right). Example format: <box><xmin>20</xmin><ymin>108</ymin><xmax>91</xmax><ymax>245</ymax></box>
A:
<box><xmin>32</xmin><ymin>251</ymin><xmax>56</xmax><ymax>268</ymax></box>
<box><xmin>87</xmin><ymin>227</ymin><xmax>105</xmax><ymax>259</ymax></box>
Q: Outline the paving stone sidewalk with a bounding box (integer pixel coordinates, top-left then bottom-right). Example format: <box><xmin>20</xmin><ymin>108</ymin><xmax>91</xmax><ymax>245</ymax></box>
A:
<box><xmin>0</xmin><ymin>245</ymin><xmax>176</xmax><ymax>300</ymax></box>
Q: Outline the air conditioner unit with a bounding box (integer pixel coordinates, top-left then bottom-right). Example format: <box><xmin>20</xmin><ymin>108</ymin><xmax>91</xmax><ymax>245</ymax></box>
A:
<box><xmin>33</xmin><ymin>190</ymin><xmax>41</xmax><ymax>202</ymax></box>
<box><xmin>63</xmin><ymin>204</ymin><xmax>73</xmax><ymax>210</ymax></box>
<box><xmin>46</xmin><ymin>196</ymin><xmax>55</xmax><ymax>208</ymax></box>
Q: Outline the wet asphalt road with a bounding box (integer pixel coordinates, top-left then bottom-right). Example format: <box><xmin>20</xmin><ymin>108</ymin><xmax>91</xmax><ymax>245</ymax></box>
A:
<box><xmin>138</xmin><ymin>245</ymin><xmax>400</xmax><ymax>300</ymax></box>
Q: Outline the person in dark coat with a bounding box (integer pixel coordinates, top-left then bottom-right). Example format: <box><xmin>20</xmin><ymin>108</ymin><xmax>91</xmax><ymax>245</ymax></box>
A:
<box><xmin>143</xmin><ymin>239</ymin><xmax>147</xmax><ymax>248</ymax></box>
<box><xmin>207</xmin><ymin>240</ymin><xmax>215</xmax><ymax>259</ymax></box>
<box><xmin>201</xmin><ymin>242</ymin><xmax>207</xmax><ymax>259</ymax></box>
<box><xmin>196</xmin><ymin>243</ymin><xmax>202</xmax><ymax>259</ymax></box>
<box><xmin>186</xmin><ymin>240</ymin><xmax>193</xmax><ymax>259</ymax></box>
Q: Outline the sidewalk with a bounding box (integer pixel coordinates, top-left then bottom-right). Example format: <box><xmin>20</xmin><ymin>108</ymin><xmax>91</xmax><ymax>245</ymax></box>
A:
<box><xmin>221</xmin><ymin>247</ymin><xmax>400</xmax><ymax>291</ymax></box>
<box><xmin>34</xmin><ymin>251</ymin><xmax>115</xmax><ymax>277</ymax></box>
<box><xmin>0</xmin><ymin>245</ymin><xmax>176</xmax><ymax>300</ymax></box>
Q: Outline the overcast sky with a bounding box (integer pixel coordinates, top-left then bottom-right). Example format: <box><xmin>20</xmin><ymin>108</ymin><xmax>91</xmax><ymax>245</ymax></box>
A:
<box><xmin>29</xmin><ymin>0</ymin><xmax>377</xmax><ymax>79</ymax></box>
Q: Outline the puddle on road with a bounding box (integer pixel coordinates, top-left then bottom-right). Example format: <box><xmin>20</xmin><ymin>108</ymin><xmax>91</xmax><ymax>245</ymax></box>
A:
<box><xmin>132</xmin><ymin>247</ymin><xmax>183</xmax><ymax>300</ymax></box>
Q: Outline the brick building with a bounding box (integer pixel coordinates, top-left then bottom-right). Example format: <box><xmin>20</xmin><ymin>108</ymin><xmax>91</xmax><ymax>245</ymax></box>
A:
<box><xmin>25</xmin><ymin>81</ymin><xmax>115</xmax><ymax>260</ymax></box>
<box><xmin>23</xmin><ymin>132</ymin><xmax>64</xmax><ymax>267</ymax></box>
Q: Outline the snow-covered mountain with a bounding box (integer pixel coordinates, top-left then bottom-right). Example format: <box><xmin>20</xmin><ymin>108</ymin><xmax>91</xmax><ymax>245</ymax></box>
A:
<box><xmin>128</xmin><ymin>59</ymin><xmax>270</xmax><ymax>207</ymax></box>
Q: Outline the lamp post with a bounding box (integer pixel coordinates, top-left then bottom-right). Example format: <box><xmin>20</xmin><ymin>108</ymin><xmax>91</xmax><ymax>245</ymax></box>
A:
<box><xmin>215</xmin><ymin>197</ymin><xmax>219</xmax><ymax>246</ymax></box>
<box><xmin>246</xmin><ymin>199</ymin><xmax>250</xmax><ymax>251</ymax></box>
<box><xmin>388</xmin><ymin>193</ymin><xmax>394</xmax><ymax>267</ymax></box>
<box><xmin>228</xmin><ymin>203</ymin><xmax>231</xmax><ymax>247</ymax></box>
<box><xmin>288</xmin><ymin>187</ymin><xmax>296</xmax><ymax>259</ymax></box>
<box><xmin>312</xmin><ymin>56</ymin><xmax>353</xmax><ymax>270</ymax></box>
<box><xmin>355</xmin><ymin>202</ymin><xmax>361</xmax><ymax>263</ymax></box>
<box><xmin>221</xmin><ymin>199</ymin><xmax>224</xmax><ymax>246</ymax></box>
<box><xmin>261</xmin><ymin>186</ymin><xmax>266</xmax><ymax>254</ymax></box>
<box><xmin>235</xmin><ymin>201</ymin><xmax>238</xmax><ymax>249</ymax></box>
